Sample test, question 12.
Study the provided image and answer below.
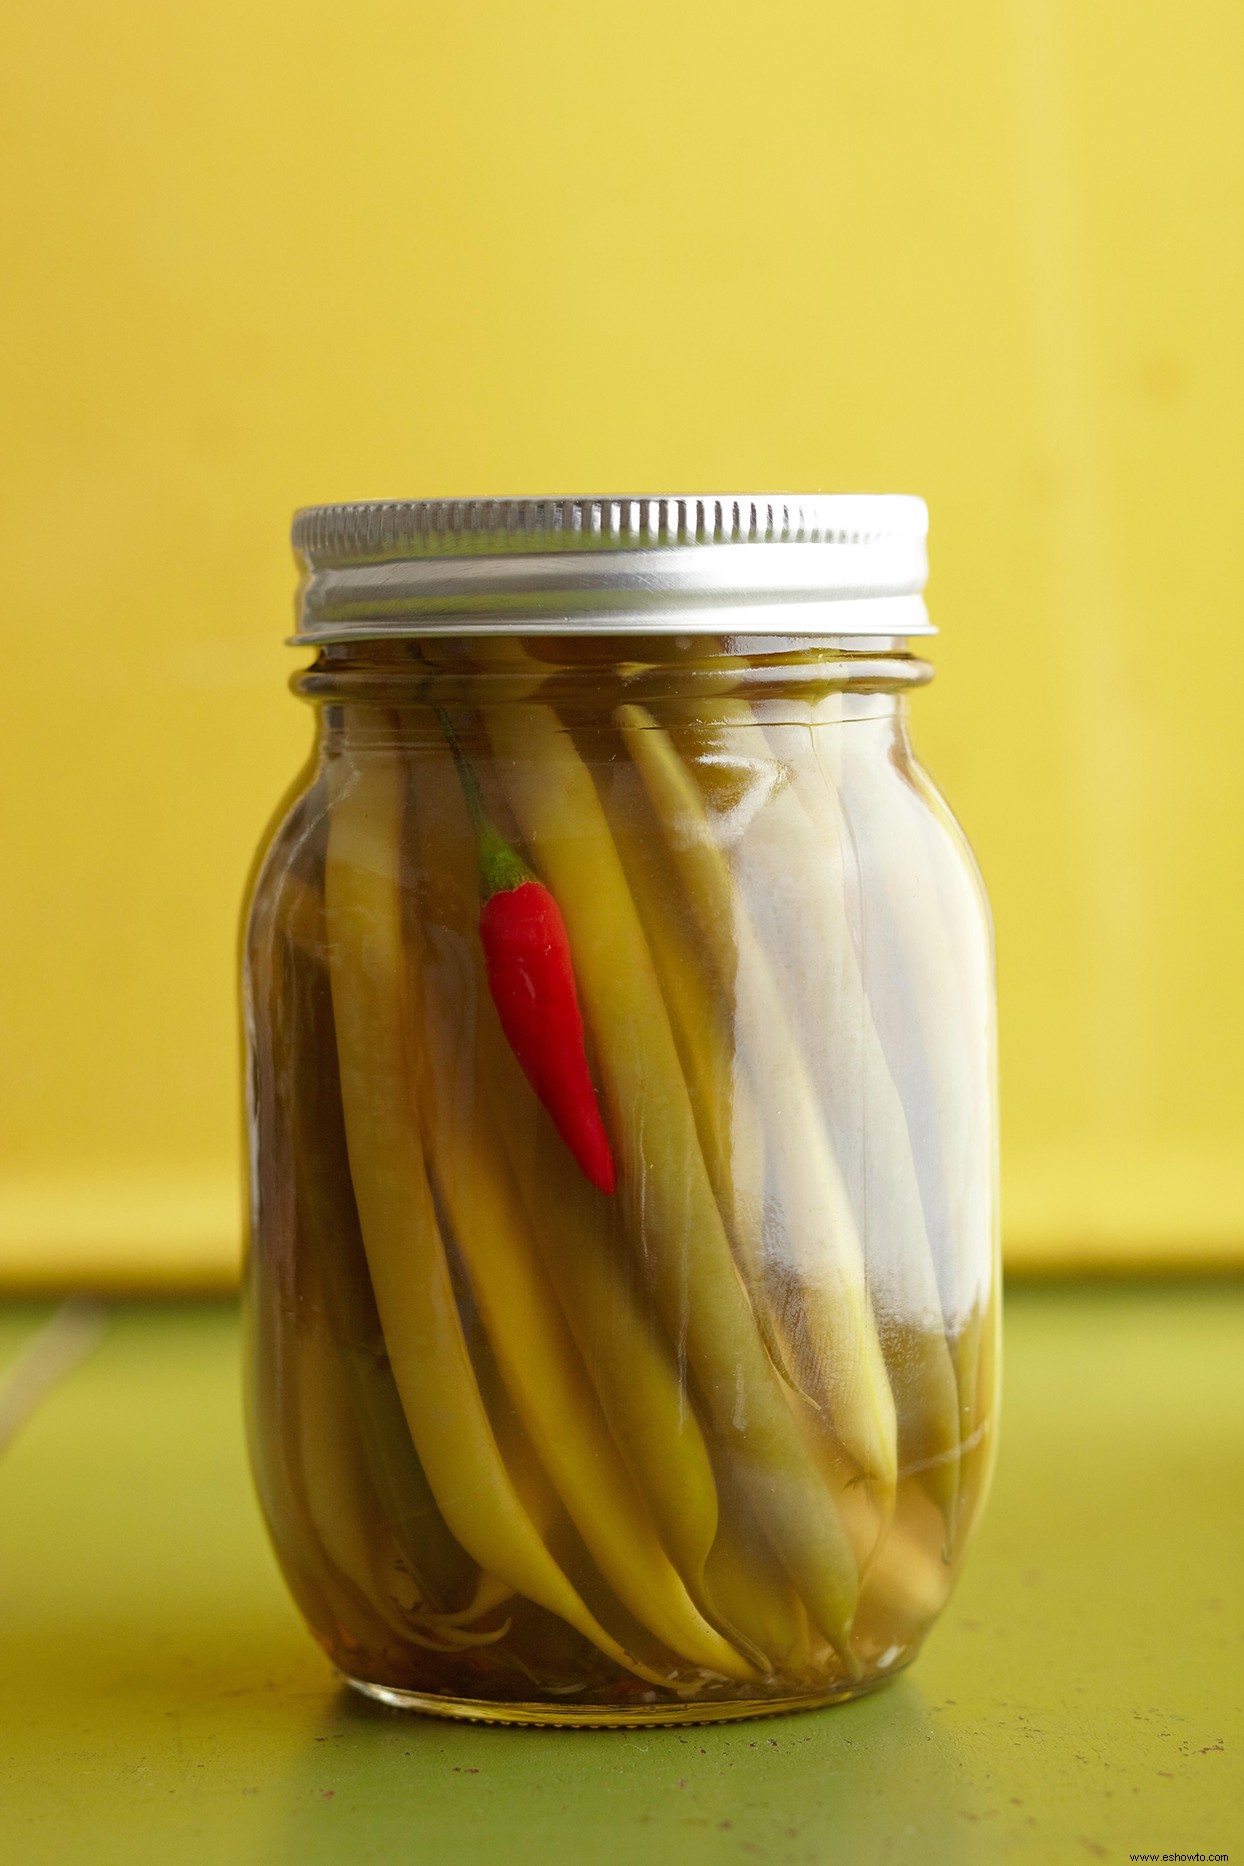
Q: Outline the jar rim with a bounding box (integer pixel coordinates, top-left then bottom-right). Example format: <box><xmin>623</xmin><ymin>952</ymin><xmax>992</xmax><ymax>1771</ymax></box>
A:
<box><xmin>291</xmin><ymin>494</ymin><xmax>933</xmax><ymax>642</ymax></box>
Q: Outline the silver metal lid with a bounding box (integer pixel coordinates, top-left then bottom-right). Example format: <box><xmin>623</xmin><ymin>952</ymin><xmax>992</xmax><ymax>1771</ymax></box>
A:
<box><xmin>291</xmin><ymin>493</ymin><xmax>932</xmax><ymax>641</ymax></box>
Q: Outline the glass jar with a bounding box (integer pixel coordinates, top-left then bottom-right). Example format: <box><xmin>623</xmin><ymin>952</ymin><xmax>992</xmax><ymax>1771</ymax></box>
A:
<box><xmin>242</xmin><ymin>495</ymin><xmax>999</xmax><ymax>1726</ymax></box>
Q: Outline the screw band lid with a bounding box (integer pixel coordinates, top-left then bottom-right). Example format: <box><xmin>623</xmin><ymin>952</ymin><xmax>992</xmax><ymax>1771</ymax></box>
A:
<box><xmin>291</xmin><ymin>493</ymin><xmax>932</xmax><ymax>640</ymax></box>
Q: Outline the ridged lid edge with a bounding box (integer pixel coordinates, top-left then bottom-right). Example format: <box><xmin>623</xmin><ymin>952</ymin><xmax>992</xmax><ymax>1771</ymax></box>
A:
<box><xmin>292</xmin><ymin>493</ymin><xmax>928</xmax><ymax>566</ymax></box>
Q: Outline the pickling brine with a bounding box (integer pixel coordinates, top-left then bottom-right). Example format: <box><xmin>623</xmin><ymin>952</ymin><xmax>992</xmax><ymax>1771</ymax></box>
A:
<box><xmin>242</xmin><ymin>498</ymin><xmax>999</xmax><ymax>1724</ymax></box>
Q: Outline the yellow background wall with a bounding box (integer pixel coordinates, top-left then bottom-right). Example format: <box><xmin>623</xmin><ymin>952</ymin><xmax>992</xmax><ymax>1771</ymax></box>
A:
<box><xmin>1</xmin><ymin>1</ymin><xmax>1240</xmax><ymax>1286</ymax></box>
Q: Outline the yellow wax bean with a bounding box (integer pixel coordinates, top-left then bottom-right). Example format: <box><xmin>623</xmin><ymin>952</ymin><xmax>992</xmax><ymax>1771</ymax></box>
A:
<box><xmin>442</xmin><ymin>708</ymin><xmax>822</xmax><ymax>1669</ymax></box>
<box><xmin>246</xmin><ymin>874</ymin><xmax>402</xmax><ymax>1652</ymax></box>
<box><xmin>854</xmin><ymin>1509</ymin><xmax>956</xmax><ymax>1645</ymax></box>
<box><xmin>606</xmin><ymin>791</ymin><xmax>767</xmax><ymax>1278</ymax></box>
<box><xmin>813</xmin><ymin>710</ymin><xmax>995</xmax><ymax>1499</ymax></box>
<box><xmin>606</xmin><ymin>775</ymin><xmax>825</xmax><ymax>1429</ymax></box>
<box><xmin>323</xmin><ymin>736</ymin><xmax>661</xmax><ymax>1684</ymax></box>
<box><xmin>242</xmin><ymin>1277</ymin><xmax>342</xmax><ymax>1645</ymax></box>
<box><xmin>834</xmin><ymin>727</ymin><xmax>995</xmax><ymax>1351</ymax></box>
<box><xmin>504</xmin><ymin>1126</ymin><xmax>728</xmax><ymax>1610</ymax></box>
<box><xmin>291</xmin><ymin>1321</ymin><xmax>438</xmax><ymax>1650</ymax></box>
<box><xmin>704</xmin><ymin>1472</ymin><xmax>809</xmax><ymax>1678</ymax></box>
<box><xmin>273</xmin><ymin>901</ymin><xmax>482</xmax><ymax>1617</ymax></box>
<box><xmin>406</xmin><ymin>738</ymin><xmax>733</xmax><ymax>1635</ymax></box>
<box><xmin>247</xmin><ymin>1292</ymin><xmax>372</xmax><ymax>1656</ymax></box>
<box><xmin>486</xmin><ymin>701</ymin><xmax>861</xmax><ymax>1663</ymax></box>
<box><xmin>657</xmin><ymin>691</ymin><xmax>959</xmax><ymax>1530</ymax></box>
<box><xmin>761</xmin><ymin>710</ymin><xmax>963</xmax><ymax>1528</ymax></box>
<box><xmin>615</xmin><ymin>704</ymin><xmax>897</xmax><ymax>1494</ymax></box>
<box><xmin>405</xmin><ymin>897</ymin><xmax>755</xmax><ymax>1681</ymax></box>
<box><xmin>877</xmin><ymin>1318</ymin><xmax>963</xmax><ymax>1541</ymax></box>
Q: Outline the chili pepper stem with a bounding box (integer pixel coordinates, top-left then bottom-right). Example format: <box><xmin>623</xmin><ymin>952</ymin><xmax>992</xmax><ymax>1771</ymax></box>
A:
<box><xmin>435</xmin><ymin>706</ymin><xmax>529</xmax><ymax>899</ymax></box>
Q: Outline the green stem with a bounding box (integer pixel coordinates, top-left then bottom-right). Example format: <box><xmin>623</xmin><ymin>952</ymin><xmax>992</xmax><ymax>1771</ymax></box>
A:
<box><xmin>434</xmin><ymin>706</ymin><xmax>530</xmax><ymax>899</ymax></box>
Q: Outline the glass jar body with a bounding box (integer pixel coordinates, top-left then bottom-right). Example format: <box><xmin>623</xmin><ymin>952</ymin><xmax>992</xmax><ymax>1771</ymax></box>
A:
<box><xmin>242</xmin><ymin>635</ymin><xmax>999</xmax><ymax>1725</ymax></box>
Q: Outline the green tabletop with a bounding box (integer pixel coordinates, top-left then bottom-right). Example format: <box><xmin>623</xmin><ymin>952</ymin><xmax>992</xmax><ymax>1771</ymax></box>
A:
<box><xmin>0</xmin><ymin>1284</ymin><xmax>1239</xmax><ymax>1865</ymax></box>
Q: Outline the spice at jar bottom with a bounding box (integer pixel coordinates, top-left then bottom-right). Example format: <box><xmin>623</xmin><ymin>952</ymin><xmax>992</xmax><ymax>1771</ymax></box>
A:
<box><xmin>242</xmin><ymin>496</ymin><xmax>1000</xmax><ymax>1725</ymax></box>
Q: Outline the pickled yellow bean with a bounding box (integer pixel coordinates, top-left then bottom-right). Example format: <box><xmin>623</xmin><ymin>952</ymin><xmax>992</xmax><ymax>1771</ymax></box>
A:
<box><xmin>834</xmin><ymin>726</ymin><xmax>995</xmax><ymax>1364</ymax></box>
<box><xmin>605</xmin><ymin>787</ymin><xmax>769</xmax><ymax>1292</ymax></box>
<box><xmin>615</xmin><ymin>703</ymin><xmax>897</xmax><ymax>1495</ymax></box>
<box><xmin>486</xmin><ymin>701</ymin><xmax>861</xmax><ymax>1663</ymax></box>
<box><xmin>324</xmin><ymin>734</ymin><xmax>664</xmax><ymax>1683</ymax></box>
<box><xmin>765</xmin><ymin>709</ymin><xmax>962</xmax><ymax>1528</ymax></box>
<box><xmin>405</xmin><ymin>737</ymin><xmax>732</xmax><ymax>1622</ymax></box>
<box><xmin>404</xmin><ymin>895</ymin><xmax>756</xmax><ymax>1680</ymax></box>
<box><xmin>655</xmin><ymin>692</ymin><xmax>960</xmax><ymax>1530</ymax></box>
<box><xmin>273</xmin><ymin>893</ymin><xmax>481</xmax><ymax>1616</ymax></box>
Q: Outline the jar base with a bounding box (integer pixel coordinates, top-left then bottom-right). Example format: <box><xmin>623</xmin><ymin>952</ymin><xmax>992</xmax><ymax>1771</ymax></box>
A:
<box><xmin>340</xmin><ymin>1662</ymin><xmax>910</xmax><ymax>1728</ymax></box>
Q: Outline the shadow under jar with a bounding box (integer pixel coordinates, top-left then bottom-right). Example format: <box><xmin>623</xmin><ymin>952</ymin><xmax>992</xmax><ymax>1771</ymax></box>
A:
<box><xmin>241</xmin><ymin>495</ymin><xmax>1000</xmax><ymax>1726</ymax></box>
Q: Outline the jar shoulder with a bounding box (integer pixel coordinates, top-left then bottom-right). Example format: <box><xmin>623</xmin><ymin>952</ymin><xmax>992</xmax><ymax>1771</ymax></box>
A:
<box><xmin>870</xmin><ymin>733</ymin><xmax>995</xmax><ymax>951</ymax></box>
<box><xmin>240</xmin><ymin>752</ymin><xmax>328</xmax><ymax>969</ymax></box>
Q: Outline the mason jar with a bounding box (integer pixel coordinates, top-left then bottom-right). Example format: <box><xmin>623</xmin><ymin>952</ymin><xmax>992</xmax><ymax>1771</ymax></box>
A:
<box><xmin>241</xmin><ymin>494</ymin><xmax>999</xmax><ymax>1726</ymax></box>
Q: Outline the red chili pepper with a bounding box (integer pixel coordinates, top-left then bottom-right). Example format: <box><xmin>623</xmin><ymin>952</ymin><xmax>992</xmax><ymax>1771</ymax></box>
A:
<box><xmin>437</xmin><ymin>710</ymin><xmax>617</xmax><ymax>1196</ymax></box>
